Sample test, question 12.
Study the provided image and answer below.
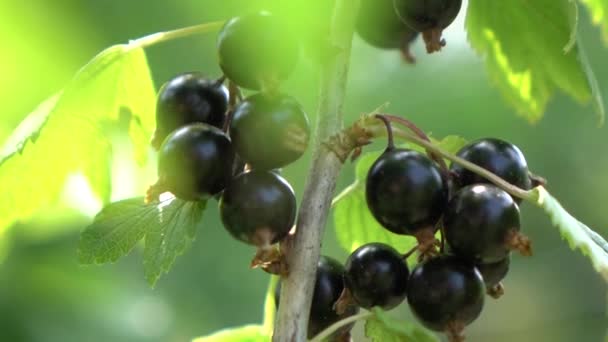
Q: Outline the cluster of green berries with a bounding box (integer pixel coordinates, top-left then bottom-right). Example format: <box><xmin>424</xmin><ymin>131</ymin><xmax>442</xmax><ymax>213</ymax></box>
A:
<box><xmin>151</xmin><ymin>11</ymin><xmax>309</xmax><ymax>262</ymax></box>
<box><xmin>356</xmin><ymin>0</ymin><xmax>462</xmax><ymax>60</ymax></box>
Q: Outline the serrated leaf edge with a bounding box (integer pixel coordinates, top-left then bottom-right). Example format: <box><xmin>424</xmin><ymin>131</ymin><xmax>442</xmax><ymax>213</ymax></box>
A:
<box><xmin>533</xmin><ymin>186</ymin><xmax>608</xmax><ymax>281</ymax></box>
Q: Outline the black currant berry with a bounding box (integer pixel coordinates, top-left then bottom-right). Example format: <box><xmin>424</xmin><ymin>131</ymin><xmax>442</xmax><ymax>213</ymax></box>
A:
<box><xmin>366</xmin><ymin>148</ymin><xmax>448</xmax><ymax>235</ymax></box>
<box><xmin>219</xmin><ymin>170</ymin><xmax>296</xmax><ymax>247</ymax></box>
<box><xmin>217</xmin><ymin>12</ymin><xmax>299</xmax><ymax>90</ymax></box>
<box><xmin>344</xmin><ymin>243</ymin><xmax>409</xmax><ymax>310</ymax></box>
<box><xmin>151</xmin><ymin>73</ymin><xmax>229</xmax><ymax>149</ymax></box>
<box><xmin>356</xmin><ymin>0</ymin><xmax>419</xmax><ymax>62</ymax></box>
<box><xmin>394</xmin><ymin>0</ymin><xmax>462</xmax><ymax>53</ymax></box>
<box><xmin>407</xmin><ymin>255</ymin><xmax>485</xmax><ymax>340</ymax></box>
<box><xmin>275</xmin><ymin>256</ymin><xmax>360</xmax><ymax>339</ymax></box>
<box><xmin>450</xmin><ymin>138</ymin><xmax>532</xmax><ymax>196</ymax></box>
<box><xmin>476</xmin><ymin>256</ymin><xmax>509</xmax><ymax>288</ymax></box>
<box><xmin>476</xmin><ymin>256</ymin><xmax>510</xmax><ymax>298</ymax></box>
<box><xmin>230</xmin><ymin>93</ymin><xmax>310</xmax><ymax>170</ymax></box>
<box><xmin>444</xmin><ymin>184</ymin><xmax>530</xmax><ymax>263</ymax></box>
<box><xmin>157</xmin><ymin>123</ymin><xmax>234</xmax><ymax>201</ymax></box>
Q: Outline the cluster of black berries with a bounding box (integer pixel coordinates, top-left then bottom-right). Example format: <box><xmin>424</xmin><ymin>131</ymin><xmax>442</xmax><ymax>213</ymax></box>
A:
<box><xmin>149</xmin><ymin>11</ymin><xmax>310</xmax><ymax>268</ymax></box>
<box><xmin>356</xmin><ymin>0</ymin><xmax>462</xmax><ymax>61</ymax></box>
<box><xmin>360</xmin><ymin>120</ymin><xmax>533</xmax><ymax>340</ymax></box>
<box><xmin>275</xmin><ymin>134</ymin><xmax>533</xmax><ymax>341</ymax></box>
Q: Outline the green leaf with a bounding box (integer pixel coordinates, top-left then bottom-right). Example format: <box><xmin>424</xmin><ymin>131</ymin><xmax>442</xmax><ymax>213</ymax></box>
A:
<box><xmin>0</xmin><ymin>44</ymin><xmax>155</xmax><ymax>233</ymax></box>
<box><xmin>333</xmin><ymin>136</ymin><xmax>467</xmax><ymax>253</ymax></box>
<box><xmin>79</xmin><ymin>196</ymin><xmax>206</xmax><ymax>286</ymax></box>
<box><xmin>466</xmin><ymin>0</ymin><xmax>604</xmax><ymax>124</ymax></box>
<box><xmin>429</xmin><ymin>135</ymin><xmax>468</xmax><ymax>156</ymax></box>
<box><xmin>531</xmin><ymin>186</ymin><xmax>608</xmax><ymax>282</ymax></box>
<box><xmin>143</xmin><ymin>199</ymin><xmax>207</xmax><ymax>286</ymax></box>
<box><xmin>79</xmin><ymin>197</ymin><xmax>156</xmax><ymax>264</ymax></box>
<box><xmin>365</xmin><ymin>308</ymin><xmax>438</xmax><ymax>342</ymax></box>
<box><xmin>580</xmin><ymin>0</ymin><xmax>608</xmax><ymax>42</ymax></box>
<box><xmin>192</xmin><ymin>325</ymin><xmax>269</xmax><ymax>342</ymax></box>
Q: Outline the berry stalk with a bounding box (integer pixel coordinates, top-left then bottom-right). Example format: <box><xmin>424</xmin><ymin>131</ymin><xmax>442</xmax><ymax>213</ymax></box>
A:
<box><xmin>272</xmin><ymin>1</ymin><xmax>361</xmax><ymax>341</ymax></box>
<box><xmin>362</xmin><ymin>118</ymin><xmax>533</xmax><ymax>201</ymax></box>
<box><xmin>308</xmin><ymin>312</ymin><xmax>373</xmax><ymax>342</ymax></box>
<box><xmin>130</xmin><ymin>21</ymin><xmax>225</xmax><ymax>50</ymax></box>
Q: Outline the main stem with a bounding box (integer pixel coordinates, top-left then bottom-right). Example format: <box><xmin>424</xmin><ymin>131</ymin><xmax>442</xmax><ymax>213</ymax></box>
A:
<box><xmin>273</xmin><ymin>1</ymin><xmax>360</xmax><ymax>341</ymax></box>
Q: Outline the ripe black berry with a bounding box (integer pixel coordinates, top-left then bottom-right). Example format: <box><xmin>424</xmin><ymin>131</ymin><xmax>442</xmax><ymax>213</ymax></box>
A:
<box><xmin>230</xmin><ymin>93</ymin><xmax>310</xmax><ymax>170</ymax></box>
<box><xmin>476</xmin><ymin>256</ymin><xmax>509</xmax><ymax>288</ymax></box>
<box><xmin>407</xmin><ymin>255</ymin><xmax>485</xmax><ymax>340</ymax></box>
<box><xmin>444</xmin><ymin>184</ymin><xmax>530</xmax><ymax>263</ymax></box>
<box><xmin>450</xmin><ymin>138</ymin><xmax>532</xmax><ymax>196</ymax></box>
<box><xmin>394</xmin><ymin>0</ymin><xmax>462</xmax><ymax>53</ymax></box>
<box><xmin>152</xmin><ymin>73</ymin><xmax>229</xmax><ymax>149</ymax></box>
<box><xmin>366</xmin><ymin>148</ymin><xmax>448</xmax><ymax>235</ymax></box>
<box><xmin>275</xmin><ymin>256</ymin><xmax>360</xmax><ymax>339</ymax></box>
<box><xmin>344</xmin><ymin>243</ymin><xmax>409</xmax><ymax>310</ymax></box>
<box><xmin>476</xmin><ymin>256</ymin><xmax>510</xmax><ymax>298</ymax></box>
<box><xmin>356</xmin><ymin>0</ymin><xmax>419</xmax><ymax>61</ymax></box>
<box><xmin>158</xmin><ymin>123</ymin><xmax>234</xmax><ymax>201</ymax></box>
<box><xmin>217</xmin><ymin>12</ymin><xmax>299</xmax><ymax>90</ymax></box>
<box><xmin>219</xmin><ymin>170</ymin><xmax>296</xmax><ymax>247</ymax></box>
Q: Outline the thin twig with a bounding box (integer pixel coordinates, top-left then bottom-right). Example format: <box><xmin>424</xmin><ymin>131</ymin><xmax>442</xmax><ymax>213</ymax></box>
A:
<box><xmin>378</xmin><ymin>113</ymin><xmax>449</xmax><ymax>174</ymax></box>
<box><xmin>309</xmin><ymin>312</ymin><xmax>373</xmax><ymax>342</ymax></box>
<box><xmin>129</xmin><ymin>21</ymin><xmax>225</xmax><ymax>50</ymax></box>
<box><xmin>374</xmin><ymin>115</ymin><xmax>395</xmax><ymax>149</ymax></box>
<box><xmin>381</xmin><ymin>125</ymin><xmax>533</xmax><ymax>201</ymax></box>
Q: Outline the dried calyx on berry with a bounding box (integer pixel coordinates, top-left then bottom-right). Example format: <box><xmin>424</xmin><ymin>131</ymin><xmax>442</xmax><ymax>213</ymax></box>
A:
<box><xmin>476</xmin><ymin>256</ymin><xmax>510</xmax><ymax>299</ymax></box>
<box><xmin>355</xmin><ymin>0</ymin><xmax>419</xmax><ymax>63</ymax></box>
<box><xmin>219</xmin><ymin>170</ymin><xmax>296</xmax><ymax>273</ymax></box>
<box><xmin>152</xmin><ymin>73</ymin><xmax>229</xmax><ymax>150</ymax></box>
<box><xmin>275</xmin><ymin>256</ymin><xmax>360</xmax><ymax>340</ymax></box>
<box><xmin>444</xmin><ymin>184</ymin><xmax>532</xmax><ymax>263</ymax></box>
<box><xmin>156</xmin><ymin>123</ymin><xmax>234</xmax><ymax>201</ymax></box>
<box><xmin>219</xmin><ymin>170</ymin><xmax>296</xmax><ymax>246</ymax></box>
<box><xmin>217</xmin><ymin>11</ymin><xmax>299</xmax><ymax>90</ymax></box>
<box><xmin>394</xmin><ymin>0</ymin><xmax>462</xmax><ymax>53</ymax></box>
<box><xmin>229</xmin><ymin>92</ymin><xmax>310</xmax><ymax>171</ymax></box>
<box><xmin>407</xmin><ymin>255</ymin><xmax>485</xmax><ymax>342</ymax></box>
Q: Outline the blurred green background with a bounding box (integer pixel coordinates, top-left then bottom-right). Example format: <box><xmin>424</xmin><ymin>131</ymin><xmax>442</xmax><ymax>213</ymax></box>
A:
<box><xmin>1</xmin><ymin>1</ymin><xmax>607</xmax><ymax>341</ymax></box>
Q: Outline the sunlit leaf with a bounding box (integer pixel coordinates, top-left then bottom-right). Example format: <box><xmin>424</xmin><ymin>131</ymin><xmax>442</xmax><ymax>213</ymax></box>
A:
<box><xmin>144</xmin><ymin>199</ymin><xmax>207</xmax><ymax>286</ymax></box>
<box><xmin>333</xmin><ymin>136</ymin><xmax>466</xmax><ymax>253</ymax></box>
<box><xmin>365</xmin><ymin>308</ymin><xmax>438</xmax><ymax>342</ymax></box>
<box><xmin>79</xmin><ymin>196</ymin><xmax>207</xmax><ymax>287</ymax></box>
<box><xmin>192</xmin><ymin>325</ymin><xmax>269</xmax><ymax>342</ymax></box>
<box><xmin>531</xmin><ymin>186</ymin><xmax>608</xmax><ymax>282</ymax></box>
<box><xmin>466</xmin><ymin>0</ymin><xmax>604</xmax><ymax>124</ymax></box>
<box><xmin>429</xmin><ymin>135</ymin><xmax>468</xmax><ymax>156</ymax></box>
<box><xmin>0</xmin><ymin>44</ymin><xmax>156</xmax><ymax>233</ymax></box>
<box><xmin>580</xmin><ymin>0</ymin><xmax>608</xmax><ymax>42</ymax></box>
<box><xmin>79</xmin><ymin>197</ymin><xmax>154</xmax><ymax>264</ymax></box>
